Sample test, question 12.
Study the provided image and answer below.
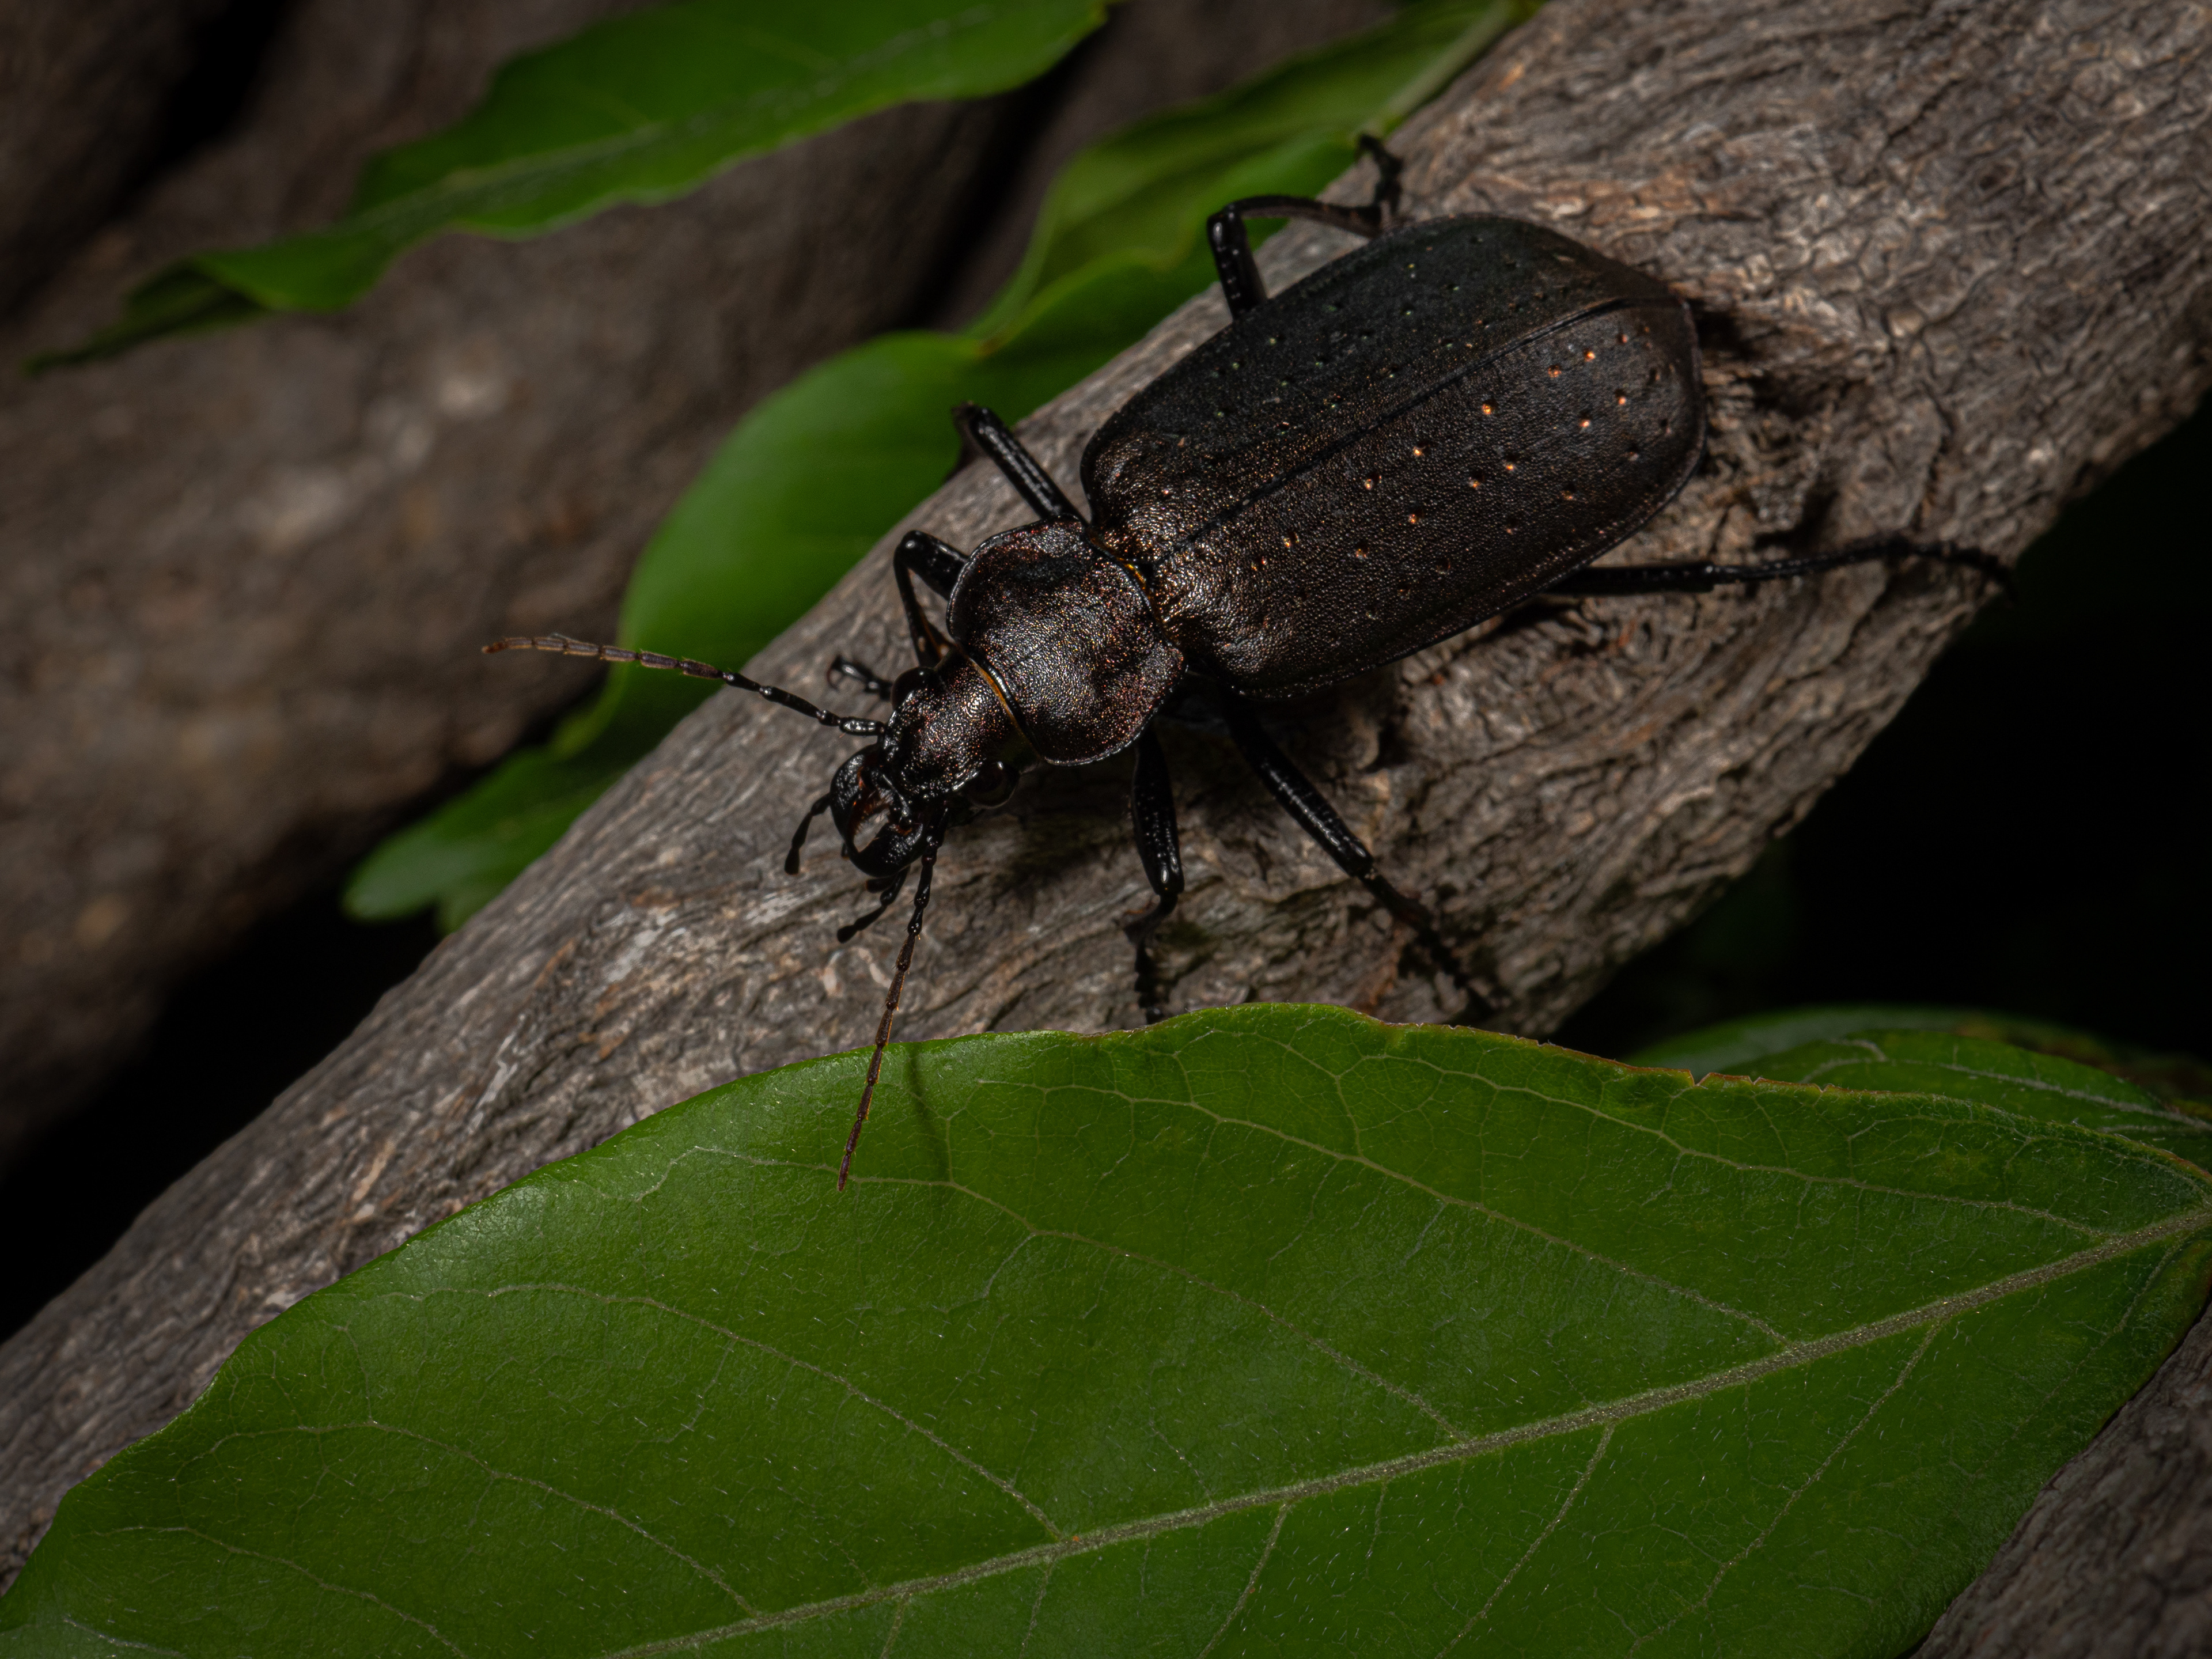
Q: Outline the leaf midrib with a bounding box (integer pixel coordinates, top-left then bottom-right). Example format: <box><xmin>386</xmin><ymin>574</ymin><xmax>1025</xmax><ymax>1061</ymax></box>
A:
<box><xmin>107</xmin><ymin>1202</ymin><xmax>2196</xmax><ymax>1659</ymax></box>
<box><xmin>584</xmin><ymin>1204</ymin><xmax>2201</xmax><ymax>1653</ymax></box>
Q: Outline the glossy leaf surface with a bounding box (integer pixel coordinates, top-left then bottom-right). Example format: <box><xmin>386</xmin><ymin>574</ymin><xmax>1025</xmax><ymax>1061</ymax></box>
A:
<box><xmin>36</xmin><ymin>0</ymin><xmax>1108</xmax><ymax>368</ymax></box>
<box><xmin>6</xmin><ymin>1006</ymin><xmax>2207</xmax><ymax>1656</ymax></box>
<box><xmin>347</xmin><ymin>0</ymin><xmax>1533</xmax><ymax>927</ymax></box>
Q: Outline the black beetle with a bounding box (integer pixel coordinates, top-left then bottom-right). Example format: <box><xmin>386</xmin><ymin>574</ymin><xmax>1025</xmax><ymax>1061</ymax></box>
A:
<box><xmin>492</xmin><ymin>142</ymin><xmax>1998</xmax><ymax>1184</ymax></box>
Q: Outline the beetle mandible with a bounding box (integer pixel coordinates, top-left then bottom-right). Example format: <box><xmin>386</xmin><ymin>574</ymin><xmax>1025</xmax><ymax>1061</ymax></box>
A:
<box><xmin>491</xmin><ymin>141</ymin><xmax>1999</xmax><ymax>1185</ymax></box>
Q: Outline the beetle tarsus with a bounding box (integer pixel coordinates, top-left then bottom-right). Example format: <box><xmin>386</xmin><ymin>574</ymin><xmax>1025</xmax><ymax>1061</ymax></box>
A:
<box><xmin>1205</xmin><ymin>139</ymin><xmax>1406</xmax><ymax>318</ymax></box>
<box><xmin>1124</xmin><ymin>729</ymin><xmax>1186</xmax><ymax>1021</ymax></box>
<box><xmin>1354</xmin><ymin>132</ymin><xmax>1404</xmax><ymax>227</ymax></box>
<box><xmin>1217</xmin><ymin>695</ymin><xmax>1487</xmax><ymax>1021</ymax></box>
<box><xmin>1125</xmin><ymin>892</ymin><xmax>1179</xmax><ymax>1024</ymax></box>
<box><xmin>785</xmin><ymin>791</ymin><xmax>834</xmax><ymax>875</ymax></box>
<box><xmin>1550</xmin><ymin>536</ymin><xmax>2010</xmax><ymax>601</ymax></box>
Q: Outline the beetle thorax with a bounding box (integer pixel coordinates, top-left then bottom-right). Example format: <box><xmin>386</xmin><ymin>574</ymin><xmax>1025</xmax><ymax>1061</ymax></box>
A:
<box><xmin>948</xmin><ymin>519</ymin><xmax>1183</xmax><ymax>766</ymax></box>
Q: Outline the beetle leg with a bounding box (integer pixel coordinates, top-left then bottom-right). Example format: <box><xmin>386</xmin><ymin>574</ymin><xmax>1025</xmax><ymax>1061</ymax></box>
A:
<box><xmin>1547</xmin><ymin>536</ymin><xmax>2010</xmax><ymax>599</ymax></box>
<box><xmin>1124</xmin><ymin>728</ymin><xmax>1185</xmax><ymax>1023</ymax></box>
<box><xmin>785</xmin><ymin>791</ymin><xmax>834</xmax><ymax>875</ymax></box>
<box><xmin>836</xmin><ymin>865</ymin><xmax>911</xmax><ymax>942</ymax></box>
<box><xmin>1218</xmin><ymin>696</ymin><xmax>1490</xmax><ymax>1020</ymax></box>
<box><xmin>828</xmin><ymin>657</ymin><xmax>896</xmax><ymax>699</ymax></box>
<box><xmin>954</xmin><ymin>403</ymin><xmax>1084</xmax><ymax>523</ymax></box>
<box><xmin>892</xmin><ymin>529</ymin><xmax>968</xmax><ymax>667</ymax></box>
<box><xmin>1354</xmin><ymin>132</ymin><xmax>1404</xmax><ymax>220</ymax></box>
<box><xmin>1204</xmin><ymin>141</ymin><xmax>1405</xmax><ymax>319</ymax></box>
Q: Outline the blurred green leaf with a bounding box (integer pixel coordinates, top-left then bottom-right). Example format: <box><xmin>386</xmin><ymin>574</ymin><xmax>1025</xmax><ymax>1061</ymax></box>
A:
<box><xmin>32</xmin><ymin>0</ymin><xmax>1110</xmax><ymax>369</ymax></box>
<box><xmin>1737</xmin><ymin>1028</ymin><xmax>2212</xmax><ymax>1173</ymax></box>
<box><xmin>6</xmin><ymin>1006</ymin><xmax>2207</xmax><ymax>1654</ymax></box>
<box><xmin>349</xmin><ymin>0</ymin><xmax>1537</xmax><ymax>928</ymax></box>
<box><xmin>1633</xmin><ymin>1003</ymin><xmax>2212</xmax><ymax>1107</ymax></box>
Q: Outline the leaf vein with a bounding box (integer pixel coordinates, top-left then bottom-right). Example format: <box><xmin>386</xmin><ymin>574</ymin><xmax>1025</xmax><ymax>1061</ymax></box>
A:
<box><xmin>1160</xmin><ymin>1100</ymin><xmax>1791</xmax><ymax>1341</ymax></box>
<box><xmin>78</xmin><ymin>1525</ymin><xmax>472</xmax><ymax>1656</ymax></box>
<box><xmin>1195</xmin><ymin>1503</ymin><xmax>1291</xmax><ymax>1658</ymax></box>
<box><xmin>576</xmin><ymin>1206</ymin><xmax>2209</xmax><ymax>1656</ymax></box>
<box><xmin>869</xmin><ymin>1171</ymin><xmax>1475</xmax><ymax>1442</ymax></box>
<box><xmin>1627</xmin><ymin>1320</ymin><xmax>1944</xmax><ymax>1652</ymax></box>
<box><xmin>1437</xmin><ymin>1419</ymin><xmax>1615</xmax><ymax>1657</ymax></box>
<box><xmin>427</xmin><ymin>1281</ymin><xmax>1065</xmax><ymax>1540</ymax></box>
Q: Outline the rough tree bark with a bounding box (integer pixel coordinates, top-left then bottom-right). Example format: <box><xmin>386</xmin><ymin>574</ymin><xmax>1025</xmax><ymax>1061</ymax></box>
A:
<box><xmin>3</xmin><ymin>0</ymin><xmax>2207</xmax><ymax>1642</ymax></box>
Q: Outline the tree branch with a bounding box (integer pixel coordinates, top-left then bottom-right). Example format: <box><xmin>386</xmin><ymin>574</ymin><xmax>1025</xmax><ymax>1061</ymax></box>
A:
<box><xmin>3</xmin><ymin>1</ymin><xmax>2207</xmax><ymax>1636</ymax></box>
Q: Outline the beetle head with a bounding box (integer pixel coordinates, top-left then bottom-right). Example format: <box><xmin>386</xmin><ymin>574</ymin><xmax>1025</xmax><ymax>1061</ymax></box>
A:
<box><xmin>828</xmin><ymin>655</ymin><xmax>1021</xmax><ymax>877</ymax></box>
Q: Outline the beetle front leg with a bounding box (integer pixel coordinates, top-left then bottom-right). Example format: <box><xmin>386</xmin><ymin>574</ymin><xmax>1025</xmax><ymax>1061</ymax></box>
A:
<box><xmin>1124</xmin><ymin>728</ymin><xmax>1185</xmax><ymax>1022</ymax></box>
<box><xmin>828</xmin><ymin>657</ymin><xmax>896</xmax><ymax>699</ymax></box>
<box><xmin>1217</xmin><ymin>695</ymin><xmax>1489</xmax><ymax>1020</ymax></box>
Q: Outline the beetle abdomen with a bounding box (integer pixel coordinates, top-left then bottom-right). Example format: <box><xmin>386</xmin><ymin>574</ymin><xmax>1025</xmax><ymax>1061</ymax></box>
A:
<box><xmin>1085</xmin><ymin>217</ymin><xmax>1703</xmax><ymax>698</ymax></box>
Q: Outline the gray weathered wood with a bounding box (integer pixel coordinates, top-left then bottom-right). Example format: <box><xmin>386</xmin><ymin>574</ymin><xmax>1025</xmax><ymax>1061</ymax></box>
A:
<box><xmin>3</xmin><ymin>0</ymin><xmax>2208</xmax><ymax>1638</ymax></box>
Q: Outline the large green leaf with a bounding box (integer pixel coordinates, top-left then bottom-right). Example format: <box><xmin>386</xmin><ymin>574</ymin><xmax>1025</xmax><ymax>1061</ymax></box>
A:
<box><xmin>347</xmin><ymin>0</ymin><xmax>1535</xmax><ymax>928</ymax></box>
<box><xmin>6</xmin><ymin>1006</ymin><xmax>2207</xmax><ymax>1655</ymax></box>
<box><xmin>33</xmin><ymin>0</ymin><xmax>1109</xmax><ymax>368</ymax></box>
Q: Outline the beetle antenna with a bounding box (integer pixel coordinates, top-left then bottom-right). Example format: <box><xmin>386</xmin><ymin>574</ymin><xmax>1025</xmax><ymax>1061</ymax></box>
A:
<box><xmin>785</xmin><ymin>791</ymin><xmax>834</xmax><ymax>875</ymax></box>
<box><xmin>838</xmin><ymin>832</ymin><xmax>940</xmax><ymax>1190</ymax></box>
<box><xmin>484</xmin><ymin>634</ymin><xmax>884</xmax><ymax>737</ymax></box>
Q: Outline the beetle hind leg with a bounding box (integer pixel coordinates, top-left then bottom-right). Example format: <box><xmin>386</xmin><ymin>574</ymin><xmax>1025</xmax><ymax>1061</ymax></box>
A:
<box><xmin>1124</xmin><ymin>729</ymin><xmax>1185</xmax><ymax>1023</ymax></box>
<box><xmin>1547</xmin><ymin>535</ymin><xmax>2010</xmax><ymax>600</ymax></box>
<box><xmin>1205</xmin><ymin>138</ymin><xmax>1405</xmax><ymax>319</ymax></box>
<box><xmin>1218</xmin><ymin>696</ymin><xmax>1491</xmax><ymax>1023</ymax></box>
